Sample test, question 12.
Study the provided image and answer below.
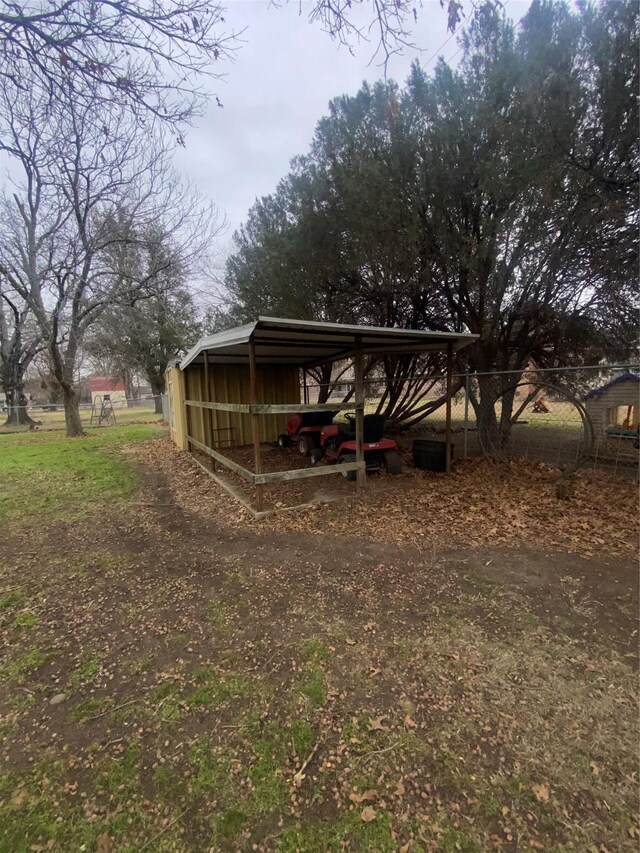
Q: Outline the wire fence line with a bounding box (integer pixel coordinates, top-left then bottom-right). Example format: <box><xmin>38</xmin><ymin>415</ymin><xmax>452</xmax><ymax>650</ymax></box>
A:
<box><xmin>2</xmin><ymin>364</ymin><xmax>637</xmax><ymax>479</ymax></box>
<box><xmin>306</xmin><ymin>364</ymin><xmax>640</xmax><ymax>479</ymax></box>
<box><xmin>0</xmin><ymin>396</ymin><xmax>166</xmax><ymax>431</ymax></box>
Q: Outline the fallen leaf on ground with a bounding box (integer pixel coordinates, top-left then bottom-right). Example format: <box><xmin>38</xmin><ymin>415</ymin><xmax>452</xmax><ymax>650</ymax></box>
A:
<box><xmin>96</xmin><ymin>833</ymin><xmax>113</xmax><ymax>852</ymax></box>
<box><xmin>368</xmin><ymin>715</ymin><xmax>388</xmax><ymax>731</ymax></box>
<box><xmin>532</xmin><ymin>783</ymin><xmax>550</xmax><ymax>803</ymax></box>
<box><xmin>361</xmin><ymin>806</ymin><xmax>377</xmax><ymax>822</ymax></box>
<box><xmin>349</xmin><ymin>789</ymin><xmax>377</xmax><ymax>804</ymax></box>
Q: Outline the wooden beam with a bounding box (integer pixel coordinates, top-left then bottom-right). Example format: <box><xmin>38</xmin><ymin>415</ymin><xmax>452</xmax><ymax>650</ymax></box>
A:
<box><xmin>193</xmin><ymin>456</ymin><xmax>360</xmax><ymax>520</ymax></box>
<box><xmin>248</xmin><ymin>335</ymin><xmax>264</xmax><ymax>512</ymax></box>
<box><xmin>254</xmin><ymin>460</ymin><xmax>364</xmax><ymax>485</ymax></box>
<box><xmin>191</xmin><ymin>457</ymin><xmax>269</xmax><ymax>519</ymax></box>
<box><xmin>187</xmin><ymin>400</ymin><xmax>355</xmax><ymax>415</ymax></box>
<box><xmin>185</xmin><ymin>400</ymin><xmax>251</xmax><ymax>413</ymax></box>
<box><xmin>354</xmin><ymin>335</ymin><xmax>365</xmax><ymax>490</ymax></box>
<box><xmin>249</xmin><ymin>402</ymin><xmax>353</xmax><ymax>414</ymax></box>
<box><xmin>445</xmin><ymin>341</ymin><xmax>453</xmax><ymax>474</ymax></box>
<box><xmin>187</xmin><ymin>435</ymin><xmax>255</xmax><ymax>482</ymax></box>
<box><xmin>189</xmin><ymin>433</ymin><xmax>364</xmax><ymax>486</ymax></box>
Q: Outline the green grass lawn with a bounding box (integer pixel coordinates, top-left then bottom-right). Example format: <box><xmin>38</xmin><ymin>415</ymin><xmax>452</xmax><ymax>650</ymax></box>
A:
<box><xmin>0</xmin><ymin>424</ymin><xmax>166</xmax><ymax>523</ymax></box>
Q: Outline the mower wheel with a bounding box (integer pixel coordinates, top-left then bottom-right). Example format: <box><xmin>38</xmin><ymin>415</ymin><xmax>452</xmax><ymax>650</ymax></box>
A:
<box><xmin>277</xmin><ymin>433</ymin><xmax>291</xmax><ymax>448</ymax></box>
<box><xmin>298</xmin><ymin>434</ymin><xmax>316</xmax><ymax>456</ymax></box>
<box><xmin>338</xmin><ymin>453</ymin><xmax>357</xmax><ymax>481</ymax></box>
<box><xmin>384</xmin><ymin>450</ymin><xmax>402</xmax><ymax>475</ymax></box>
<box><xmin>310</xmin><ymin>448</ymin><xmax>324</xmax><ymax>466</ymax></box>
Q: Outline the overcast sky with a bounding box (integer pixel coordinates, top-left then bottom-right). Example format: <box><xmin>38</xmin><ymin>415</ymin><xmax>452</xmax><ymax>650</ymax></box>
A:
<box><xmin>174</xmin><ymin>0</ymin><xmax>533</xmax><ymax>249</ymax></box>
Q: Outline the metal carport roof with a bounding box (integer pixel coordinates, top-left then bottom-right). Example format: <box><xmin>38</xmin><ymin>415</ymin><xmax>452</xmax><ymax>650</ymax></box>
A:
<box><xmin>180</xmin><ymin>317</ymin><xmax>477</xmax><ymax>369</ymax></box>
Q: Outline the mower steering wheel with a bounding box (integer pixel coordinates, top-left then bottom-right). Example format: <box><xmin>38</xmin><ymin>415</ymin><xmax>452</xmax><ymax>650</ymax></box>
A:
<box><xmin>343</xmin><ymin>412</ymin><xmax>356</xmax><ymax>424</ymax></box>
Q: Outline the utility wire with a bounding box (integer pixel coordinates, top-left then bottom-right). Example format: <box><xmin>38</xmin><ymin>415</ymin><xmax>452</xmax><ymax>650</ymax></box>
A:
<box><xmin>419</xmin><ymin>0</ymin><xmax>482</xmax><ymax>71</ymax></box>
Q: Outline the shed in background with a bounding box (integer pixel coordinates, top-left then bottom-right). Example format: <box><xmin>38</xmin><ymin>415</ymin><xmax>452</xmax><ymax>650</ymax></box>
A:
<box><xmin>583</xmin><ymin>373</ymin><xmax>639</xmax><ymax>437</ymax></box>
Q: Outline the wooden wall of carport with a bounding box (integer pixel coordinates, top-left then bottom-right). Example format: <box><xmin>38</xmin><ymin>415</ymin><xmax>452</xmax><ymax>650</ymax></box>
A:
<box><xmin>176</xmin><ymin>361</ymin><xmax>300</xmax><ymax>448</ymax></box>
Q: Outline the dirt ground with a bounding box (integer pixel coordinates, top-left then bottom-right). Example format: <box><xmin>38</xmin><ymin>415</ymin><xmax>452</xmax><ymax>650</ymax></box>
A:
<box><xmin>150</xmin><ymin>438</ymin><xmax>637</xmax><ymax>560</ymax></box>
<box><xmin>0</xmin><ymin>434</ymin><xmax>638</xmax><ymax>852</ymax></box>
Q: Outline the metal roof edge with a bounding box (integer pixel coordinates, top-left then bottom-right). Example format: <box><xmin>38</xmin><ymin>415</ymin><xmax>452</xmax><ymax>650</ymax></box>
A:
<box><xmin>179</xmin><ymin>320</ymin><xmax>257</xmax><ymax>370</ymax></box>
<box><xmin>256</xmin><ymin>315</ymin><xmax>478</xmax><ymax>341</ymax></box>
<box><xmin>179</xmin><ymin>317</ymin><xmax>478</xmax><ymax>370</ymax></box>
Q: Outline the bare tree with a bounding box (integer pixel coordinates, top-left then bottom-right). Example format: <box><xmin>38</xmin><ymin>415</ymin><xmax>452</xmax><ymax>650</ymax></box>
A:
<box><xmin>0</xmin><ymin>86</ymin><xmax>216</xmax><ymax>436</ymax></box>
<box><xmin>291</xmin><ymin>0</ymin><xmax>492</xmax><ymax>68</ymax></box>
<box><xmin>0</xmin><ymin>282</ymin><xmax>41</xmax><ymax>425</ymax></box>
<box><xmin>0</xmin><ymin>0</ymin><xmax>236</xmax><ymax>139</ymax></box>
<box><xmin>0</xmin><ymin>0</ymin><xmax>488</xmax><ymax>128</ymax></box>
<box><xmin>86</xmin><ymin>223</ymin><xmax>215</xmax><ymax>414</ymax></box>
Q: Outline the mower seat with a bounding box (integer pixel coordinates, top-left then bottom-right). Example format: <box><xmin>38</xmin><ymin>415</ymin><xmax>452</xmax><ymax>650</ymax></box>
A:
<box><xmin>340</xmin><ymin>414</ymin><xmax>386</xmax><ymax>444</ymax></box>
<box><xmin>299</xmin><ymin>411</ymin><xmax>338</xmax><ymax>428</ymax></box>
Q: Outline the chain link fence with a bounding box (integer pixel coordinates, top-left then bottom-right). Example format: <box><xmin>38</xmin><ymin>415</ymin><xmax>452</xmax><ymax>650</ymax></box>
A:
<box><xmin>4</xmin><ymin>365</ymin><xmax>636</xmax><ymax>479</ymax></box>
<box><xmin>306</xmin><ymin>364</ymin><xmax>639</xmax><ymax>479</ymax></box>
<box><xmin>0</xmin><ymin>396</ymin><xmax>166</xmax><ymax>433</ymax></box>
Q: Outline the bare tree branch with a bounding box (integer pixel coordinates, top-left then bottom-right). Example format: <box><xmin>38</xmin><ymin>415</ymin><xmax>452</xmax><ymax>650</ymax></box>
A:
<box><xmin>0</xmin><ymin>0</ymin><xmax>239</xmax><ymax>138</ymax></box>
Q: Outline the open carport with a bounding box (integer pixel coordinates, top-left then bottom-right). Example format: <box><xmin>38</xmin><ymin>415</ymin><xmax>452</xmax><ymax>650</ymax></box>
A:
<box><xmin>166</xmin><ymin>317</ymin><xmax>477</xmax><ymax>516</ymax></box>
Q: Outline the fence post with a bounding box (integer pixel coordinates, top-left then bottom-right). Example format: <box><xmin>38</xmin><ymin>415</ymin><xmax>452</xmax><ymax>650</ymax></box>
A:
<box><xmin>463</xmin><ymin>372</ymin><xmax>470</xmax><ymax>459</ymax></box>
<box><xmin>354</xmin><ymin>335</ymin><xmax>366</xmax><ymax>490</ymax></box>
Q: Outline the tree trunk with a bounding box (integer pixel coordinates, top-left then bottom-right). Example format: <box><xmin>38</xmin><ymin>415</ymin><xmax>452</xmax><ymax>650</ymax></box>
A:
<box><xmin>316</xmin><ymin>363</ymin><xmax>332</xmax><ymax>404</ymax></box>
<box><xmin>122</xmin><ymin>370</ymin><xmax>135</xmax><ymax>407</ymax></box>
<box><xmin>149</xmin><ymin>377</ymin><xmax>165</xmax><ymax>415</ymax></box>
<box><xmin>473</xmin><ymin>374</ymin><xmax>526</xmax><ymax>453</ymax></box>
<box><xmin>498</xmin><ymin>385</ymin><xmax>519</xmax><ymax>450</ymax></box>
<box><xmin>3</xmin><ymin>388</ymin><xmax>37</xmax><ymax>427</ymax></box>
<box><xmin>62</xmin><ymin>384</ymin><xmax>85</xmax><ymax>437</ymax></box>
<box><xmin>474</xmin><ymin>374</ymin><xmax>501</xmax><ymax>454</ymax></box>
<box><xmin>2</xmin><ymin>350</ymin><xmax>38</xmax><ymax>426</ymax></box>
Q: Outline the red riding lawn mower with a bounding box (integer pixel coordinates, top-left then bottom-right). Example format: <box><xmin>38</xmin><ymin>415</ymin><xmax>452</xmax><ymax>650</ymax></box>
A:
<box><xmin>310</xmin><ymin>413</ymin><xmax>402</xmax><ymax>481</ymax></box>
<box><xmin>277</xmin><ymin>411</ymin><xmax>339</xmax><ymax>456</ymax></box>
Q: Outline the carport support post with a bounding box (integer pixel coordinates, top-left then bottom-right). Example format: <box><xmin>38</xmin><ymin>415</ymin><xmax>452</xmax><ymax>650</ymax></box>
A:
<box><xmin>197</xmin><ymin>369</ymin><xmax>207</xmax><ymax>452</ymax></box>
<box><xmin>445</xmin><ymin>341</ymin><xmax>453</xmax><ymax>474</ymax></box>
<box><xmin>249</xmin><ymin>335</ymin><xmax>264</xmax><ymax>511</ymax></box>
<box><xmin>203</xmin><ymin>351</ymin><xmax>215</xmax><ymax>471</ymax></box>
<box><xmin>185</xmin><ymin>402</ymin><xmax>192</xmax><ymax>450</ymax></box>
<box><xmin>463</xmin><ymin>371</ymin><xmax>470</xmax><ymax>459</ymax></box>
<box><xmin>354</xmin><ymin>335</ymin><xmax>365</xmax><ymax>490</ymax></box>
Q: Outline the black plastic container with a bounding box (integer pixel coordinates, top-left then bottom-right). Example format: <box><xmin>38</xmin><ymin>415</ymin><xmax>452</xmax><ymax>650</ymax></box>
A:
<box><xmin>412</xmin><ymin>439</ymin><xmax>453</xmax><ymax>472</ymax></box>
